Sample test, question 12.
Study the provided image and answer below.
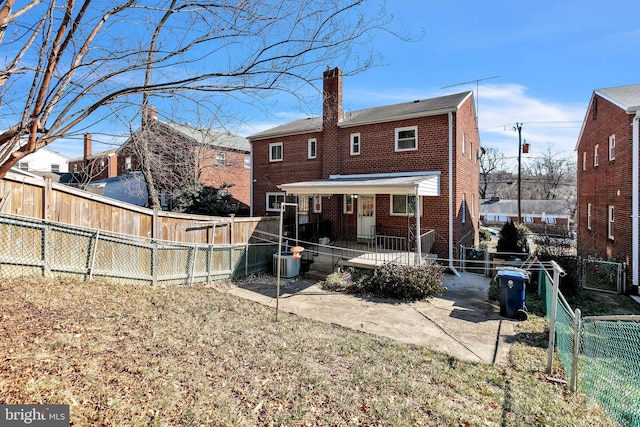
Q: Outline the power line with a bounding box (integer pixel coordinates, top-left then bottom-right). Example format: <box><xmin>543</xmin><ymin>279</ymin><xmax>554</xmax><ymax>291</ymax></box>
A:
<box><xmin>442</xmin><ymin>76</ymin><xmax>500</xmax><ymax>128</ymax></box>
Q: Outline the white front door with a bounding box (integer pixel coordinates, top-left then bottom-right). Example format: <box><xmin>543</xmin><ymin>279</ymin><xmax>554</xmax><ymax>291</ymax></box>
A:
<box><xmin>357</xmin><ymin>195</ymin><xmax>375</xmax><ymax>242</ymax></box>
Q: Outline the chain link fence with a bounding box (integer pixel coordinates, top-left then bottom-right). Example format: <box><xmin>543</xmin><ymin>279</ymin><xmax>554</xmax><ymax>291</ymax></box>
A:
<box><xmin>535</xmin><ymin>260</ymin><xmax>640</xmax><ymax>427</ymax></box>
<box><xmin>0</xmin><ymin>214</ymin><xmax>275</xmax><ymax>285</ymax></box>
<box><xmin>579</xmin><ymin>258</ymin><xmax>626</xmax><ymax>294</ymax></box>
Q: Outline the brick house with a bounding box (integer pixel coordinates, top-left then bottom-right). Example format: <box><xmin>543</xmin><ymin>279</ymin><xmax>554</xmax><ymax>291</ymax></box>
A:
<box><xmin>68</xmin><ymin>134</ymin><xmax>118</xmax><ymax>181</ymax></box>
<box><xmin>576</xmin><ymin>83</ymin><xmax>640</xmax><ymax>291</ymax></box>
<box><xmin>479</xmin><ymin>197</ymin><xmax>573</xmax><ymax>234</ymax></box>
<box><xmin>249</xmin><ymin>67</ymin><xmax>480</xmax><ymax>263</ymax></box>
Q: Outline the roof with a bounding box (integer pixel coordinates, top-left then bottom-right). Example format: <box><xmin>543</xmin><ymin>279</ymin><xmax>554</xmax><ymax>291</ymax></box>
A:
<box><xmin>69</xmin><ymin>149</ymin><xmax>117</xmax><ymax>163</ymax></box>
<box><xmin>278</xmin><ymin>171</ymin><xmax>441</xmax><ymax>197</ymax></box>
<box><xmin>249</xmin><ymin>91</ymin><xmax>472</xmax><ymax>140</ymax></box>
<box><xmin>596</xmin><ymin>84</ymin><xmax>640</xmax><ymax>112</ymax></box>
<box><xmin>159</xmin><ymin>121</ymin><xmax>250</xmax><ymax>152</ymax></box>
<box><xmin>479</xmin><ymin>199</ymin><xmax>572</xmax><ymax>217</ymax></box>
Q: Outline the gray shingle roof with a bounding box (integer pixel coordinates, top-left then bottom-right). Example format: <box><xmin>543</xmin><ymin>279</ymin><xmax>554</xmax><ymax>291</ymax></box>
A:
<box><xmin>596</xmin><ymin>84</ymin><xmax>640</xmax><ymax>112</ymax></box>
<box><xmin>479</xmin><ymin>199</ymin><xmax>572</xmax><ymax>216</ymax></box>
<box><xmin>161</xmin><ymin>121</ymin><xmax>250</xmax><ymax>152</ymax></box>
<box><xmin>249</xmin><ymin>91</ymin><xmax>472</xmax><ymax>140</ymax></box>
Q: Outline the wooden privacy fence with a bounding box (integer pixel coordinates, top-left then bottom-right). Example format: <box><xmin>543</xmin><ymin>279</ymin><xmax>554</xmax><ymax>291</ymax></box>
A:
<box><xmin>0</xmin><ymin>171</ymin><xmax>279</xmax><ymax>245</ymax></box>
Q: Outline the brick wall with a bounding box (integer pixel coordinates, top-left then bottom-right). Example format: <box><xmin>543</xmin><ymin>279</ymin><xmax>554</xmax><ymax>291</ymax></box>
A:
<box><xmin>577</xmin><ymin>94</ymin><xmax>634</xmax><ymax>266</ymax></box>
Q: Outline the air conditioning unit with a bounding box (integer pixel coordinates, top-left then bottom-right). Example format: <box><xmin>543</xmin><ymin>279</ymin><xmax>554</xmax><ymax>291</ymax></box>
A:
<box><xmin>272</xmin><ymin>252</ymin><xmax>300</xmax><ymax>278</ymax></box>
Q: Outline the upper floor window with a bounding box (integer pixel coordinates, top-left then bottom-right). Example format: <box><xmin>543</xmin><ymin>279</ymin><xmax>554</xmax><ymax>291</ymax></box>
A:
<box><xmin>266</xmin><ymin>192</ymin><xmax>285</xmax><ymax>212</ymax></box>
<box><xmin>582</xmin><ymin>151</ymin><xmax>586</xmax><ymax>171</ymax></box>
<box><xmin>461</xmin><ymin>131</ymin><xmax>466</xmax><ymax>154</ymax></box>
<box><xmin>125</xmin><ymin>156</ymin><xmax>132</xmax><ymax>171</ymax></box>
<box><xmin>244</xmin><ymin>156</ymin><xmax>251</xmax><ymax>169</ymax></box>
<box><xmin>51</xmin><ymin>164</ymin><xmax>60</xmax><ymax>173</ymax></box>
<box><xmin>99</xmin><ymin>159</ymin><xmax>106</xmax><ymax>170</ymax></box>
<box><xmin>269</xmin><ymin>142</ymin><xmax>283</xmax><ymax>162</ymax></box>
<box><xmin>308</xmin><ymin>138</ymin><xmax>317</xmax><ymax>159</ymax></box>
<box><xmin>594</xmin><ymin>144</ymin><xmax>599</xmax><ymax>167</ymax></box>
<box><xmin>73</xmin><ymin>164</ymin><xmax>78</xmax><ymax>173</ymax></box>
<box><xmin>350</xmin><ymin>133</ymin><xmax>360</xmax><ymax>155</ymax></box>
<box><xmin>461</xmin><ymin>193</ymin><xmax>466</xmax><ymax>223</ymax></box>
<box><xmin>587</xmin><ymin>203</ymin><xmax>592</xmax><ymax>230</ymax></box>
<box><xmin>609</xmin><ymin>134</ymin><xmax>615</xmax><ymax>161</ymax></box>
<box><xmin>215</xmin><ymin>152</ymin><xmax>226</xmax><ymax>166</ymax></box>
<box><xmin>18</xmin><ymin>162</ymin><xmax>28</xmax><ymax>171</ymax></box>
<box><xmin>395</xmin><ymin>126</ymin><xmax>417</xmax><ymax>152</ymax></box>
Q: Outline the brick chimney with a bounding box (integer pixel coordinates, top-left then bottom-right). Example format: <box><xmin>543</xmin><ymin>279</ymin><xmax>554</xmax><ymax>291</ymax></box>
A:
<box><xmin>83</xmin><ymin>133</ymin><xmax>92</xmax><ymax>165</ymax></box>
<box><xmin>142</xmin><ymin>105</ymin><xmax>158</xmax><ymax>126</ymax></box>
<box><xmin>322</xmin><ymin>67</ymin><xmax>342</xmax><ymax>177</ymax></box>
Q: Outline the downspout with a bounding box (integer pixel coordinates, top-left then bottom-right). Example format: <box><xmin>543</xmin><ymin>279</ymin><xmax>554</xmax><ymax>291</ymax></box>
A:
<box><xmin>249</xmin><ymin>145</ymin><xmax>254</xmax><ymax>217</ymax></box>
<box><xmin>415</xmin><ymin>189</ymin><xmax>421</xmax><ymax>265</ymax></box>
<box><xmin>449</xmin><ymin>112</ymin><xmax>460</xmax><ymax>275</ymax></box>
<box><xmin>632</xmin><ymin>111</ymin><xmax>639</xmax><ymax>290</ymax></box>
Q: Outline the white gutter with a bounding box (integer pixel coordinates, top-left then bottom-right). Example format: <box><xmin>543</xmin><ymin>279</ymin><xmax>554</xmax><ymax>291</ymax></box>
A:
<box><xmin>249</xmin><ymin>146</ymin><xmax>254</xmax><ymax>217</ymax></box>
<box><xmin>633</xmin><ymin>111</ymin><xmax>640</xmax><ymax>290</ymax></box>
<box><xmin>449</xmin><ymin>111</ymin><xmax>460</xmax><ymax>275</ymax></box>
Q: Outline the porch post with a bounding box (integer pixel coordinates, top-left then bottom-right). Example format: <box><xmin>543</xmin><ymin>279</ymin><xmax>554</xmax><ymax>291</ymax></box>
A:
<box><xmin>415</xmin><ymin>193</ymin><xmax>421</xmax><ymax>265</ymax></box>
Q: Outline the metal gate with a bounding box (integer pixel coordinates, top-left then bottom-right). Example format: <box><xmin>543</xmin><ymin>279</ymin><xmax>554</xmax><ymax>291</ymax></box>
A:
<box><xmin>579</xmin><ymin>258</ymin><xmax>625</xmax><ymax>294</ymax></box>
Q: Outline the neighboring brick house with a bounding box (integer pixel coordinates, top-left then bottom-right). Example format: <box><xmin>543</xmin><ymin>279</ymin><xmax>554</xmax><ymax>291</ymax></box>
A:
<box><xmin>576</xmin><ymin>83</ymin><xmax>640</xmax><ymax>291</ymax></box>
<box><xmin>249</xmin><ymin>67</ymin><xmax>480</xmax><ymax>262</ymax></box>
<box><xmin>68</xmin><ymin>134</ymin><xmax>118</xmax><ymax>181</ymax></box>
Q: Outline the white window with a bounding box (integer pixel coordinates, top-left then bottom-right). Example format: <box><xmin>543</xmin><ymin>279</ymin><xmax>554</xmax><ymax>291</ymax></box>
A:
<box><xmin>523</xmin><ymin>216</ymin><xmax>534</xmax><ymax>223</ymax></box>
<box><xmin>594</xmin><ymin>144</ymin><xmax>599</xmax><ymax>167</ymax></box>
<box><xmin>395</xmin><ymin>126</ymin><xmax>417</xmax><ymax>151</ymax></box>
<box><xmin>461</xmin><ymin>131</ymin><xmax>466</xmax><ymax>154</ymax></box>
<box><xmin>308</xmin><ymin>138</ymin><xmax>316</xmax><ymax>159</ymax></box>
<box><xmin>215</xmin><ymin>152</ymin><xmax>226</xmax><ymax>166</ymax></box>
<box><xmin>461</xmin><ymin>193</ymin><xmax>466</xmax><ymax>223</ymax></box>
<box><xmin>391</xmin><ymin>194</ymin><xmax>418</xmax><ymax>216</ymax></box>
<box><xmin>73</xmin><ymin>164</ymin><xmax>78</xmax><ymax>173</ymax></box>
<box><xmin>312</xmin><ymin>195</ymin><xmax>322</xmax><ymax>213</ymax></box>
<box><xmin>99</xmin><ymin>159</ymin><xmax>106</xmax><ymax>170</ymax></box>
<box><xmin>344</xmin><ymin>194</ymin><xmax>354</xmax><ymax>214</ymax></box>
<box><xmin>125</xmin><ymin>156</ymin><xmax>132</xmax><ymax>171</ymax></box>
<box><xmin>609</xmin><ymin>134</ymin><xmax>615</xmax><ymax>161</ymax></box>
<box><xmin>544</xmin><ymin>216</ymin><xmax>557</xmax><ymax>225</ymax></box>
<box><xmin>298</xmin><ymin>196</ymin><xmax>309</xmax><ymax>213</ymax></box>
<box><xmin>51</xmin><ymin>164</ymin><xmax>60</xmax><ymax>173</ymax></box>
<box><xmin>244</xmin><ymin>156</ymin><xmax>251</xmax><ymax>169</ymax></box>
<box><xmin>582</xmin><ymin>151</ymin><xmax>586</xmax><ymax>171</ymax></box>
<box><xmin>587</xmin><ymin>203</ymin><xmax>592</xmax><ymax>230</ymax></box>
<box><xmin>350</xmin><ymin>133</ymin><xmax>360</xmax><ymax>155</ymax></box>
<box><xmin>18</xmin><ymin>162</ymin><xmax>28</xmax><ymax>171</ymax></box>
<box><xmin>608</xmin><ymin>205</ymin><xmax>614</xmax><ymax>239</ymax></box>
<box><xmin>266</xmin><ymin>192</ymin><xmax>285</xmax><ymax>212</ymax></box>
<box><xmin>468</xmin><ymin>141</ymin><xmax>473</xmax><ymax>160</ymax></box>
<box><xmin>269</xmin><ymin>142</ymin><xmax>283</xmax><ymax>162</ymax></box>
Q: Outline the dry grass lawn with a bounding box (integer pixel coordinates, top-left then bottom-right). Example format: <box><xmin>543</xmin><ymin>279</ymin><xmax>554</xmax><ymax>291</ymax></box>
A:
<box><xmin>0</xmin><ymin>277</ymin><xmax>616</xmax><ymax>426</ymax></box>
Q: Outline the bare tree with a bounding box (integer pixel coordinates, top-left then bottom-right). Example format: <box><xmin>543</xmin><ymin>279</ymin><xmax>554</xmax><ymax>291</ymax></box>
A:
<box><xmin>523</xmin><ymin>143</ymin><xmax>576</xmax><ymax>201</ymax></box>
<box><xmin>0</xmin><ymin>0</ymin><xmax>402</xmax><ymax>178</ymax></box>
<box><xmin>479</xmin><ymin>147</ymin><xmax>506</xmax><ymax>199</ymax></box>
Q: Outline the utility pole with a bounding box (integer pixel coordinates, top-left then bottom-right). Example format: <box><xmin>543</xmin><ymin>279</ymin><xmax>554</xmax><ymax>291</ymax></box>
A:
<box><xmin>514</xmin><ymin>123</ymin><xmax>523</xmax><ymax>224</ymax></box>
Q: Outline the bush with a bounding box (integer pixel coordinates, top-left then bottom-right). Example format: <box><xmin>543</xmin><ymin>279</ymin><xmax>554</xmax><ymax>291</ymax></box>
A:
<box><xmin>320</xmin><ymin>263</ymin><xmax>446</xmax><ymax>301</ymax></box>
<box><xmin>479</xmin><ymin>228</ymin><xmax>491</xmax><ymax>242</ymax></box>
<box><xmin>496</xmin><ymin>220</ymin><xmax>530</xmax><ymax>255</ymax></box>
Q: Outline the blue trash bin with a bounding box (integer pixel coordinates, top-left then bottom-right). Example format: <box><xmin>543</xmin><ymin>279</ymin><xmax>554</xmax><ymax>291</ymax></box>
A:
<box><xmin>496</xmin><ymin>268</ymin><xmax>528</xmax><ymax>320</ymax></box>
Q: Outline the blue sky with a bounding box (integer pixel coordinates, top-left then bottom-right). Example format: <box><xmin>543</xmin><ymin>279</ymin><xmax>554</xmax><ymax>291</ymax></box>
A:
<box><xmin>48</xmin><ymin>0</ymin><xmax>640</xmax><ymax>167</ymax></box>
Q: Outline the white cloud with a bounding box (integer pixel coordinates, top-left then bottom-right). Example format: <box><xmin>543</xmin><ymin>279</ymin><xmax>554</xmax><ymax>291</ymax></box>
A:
<box><xmin>477</xmin><ymin>83</ymin><xmax>584</xmax><ymax>163</ymax></box>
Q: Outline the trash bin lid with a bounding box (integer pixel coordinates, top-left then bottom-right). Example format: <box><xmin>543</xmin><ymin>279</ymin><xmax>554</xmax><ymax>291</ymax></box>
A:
<box><xmin>496</xmin><ymin>267</ymin><xmax>529</xmax><ymax>280</ymax></box>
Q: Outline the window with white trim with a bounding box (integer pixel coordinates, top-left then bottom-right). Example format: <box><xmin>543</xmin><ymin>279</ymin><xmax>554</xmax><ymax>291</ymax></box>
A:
<box><xmin>461</xmin><ymin>193</ymin><xmax>466</xmax><ymax>223</ymax></box>
<box><xmin>244</xmin><ymin>156</ymin><xmax>251</xmax><ymax>169</ymax></box>
<box><xmin>609</xmin><ymin>134</ymin><xmax>615</xmax><ymax>161</ymax></box>
<box><xmin>608</xmin><ymin>205</ymin><xmax>614</xmax><ymax>239</ymax></box>
<box><xmin>391</xmin><ymin>194</ymin><xmax>418</xmax><ymax>216</ymax></box>
<box><xmin>582</xmin><ymin>151</ymin><xmax>586</xmax><ymax>171</ymax></box>
<box><xmin>350</xmin><ymin>133</ymin><xmax>360</xmax><ymax>155</ymax></box>
<box><xmin>266</xmin><ymin>192</ymin><xmax>285</xmax><ymax>212</ymax></box>
<box><xmin>312</xmin><ymin>195</ymin><xmax>322</xmax><ymax>213</ymax></box>
<box><xmin>215</xmin><ymin>152</ymin><xmax>226</xmax><ymax>166</ymax></box>
<box><xmin>344</xmin><ymin>194</ymin><xmax>354</xmax><ymax>214</ymax></box>
<box><xmin>461</xmin><ymin>131</ymin><xmax>466</xmax><ymax>154</ymax></box>
<box><xmin>395</xmin><ymin>126</ymin><xmax>417</xmax><ymax>151</ymax></box>
<box><xmin>298</xmin><ymin>196</ymin><xmax>309</xmax><ymax>213</ymax></box>
<box><xmin>587</xmin><ymin>203</ymin><xmax>592</xmax><ymax>230</ymax></box>
<box><xmin>269</xmin><ymin>142</ymin><xmax>283</xmax><ymax>162</ymax></box>
<box><xmin>125</xmin><ymin>156</ymin><xmax>132</xmax><ymax>171</ymax></box>
<box><xmin>308</xmin><ymin>138</ymin><xmax>316</xmax><ymax>159</ymax></box>
<box><xmin>18</xmin><ymin>162</ymin><xmax>28</xmax><ymax>171</ymax></box>
<box><xmin>51</xmin><ymin>164</ymin><xmax>60</xmax><ymax>173</ymax></box>
<box><xmin>523</xmin><ymin>216</ymin><xmax>534</xmax><ymax>223</ymax></box>
<box><xmin>594</xmin><ymin>144</ymin><xmax>599</xmax><ymax>167</ymax></box>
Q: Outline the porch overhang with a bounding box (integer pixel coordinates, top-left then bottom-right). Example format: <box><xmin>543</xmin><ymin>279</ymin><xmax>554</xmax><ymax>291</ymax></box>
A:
<box><xmin>278</xmin><ymin>172</ymin><xmax>441</xmax><ymax>196</ymax></box>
